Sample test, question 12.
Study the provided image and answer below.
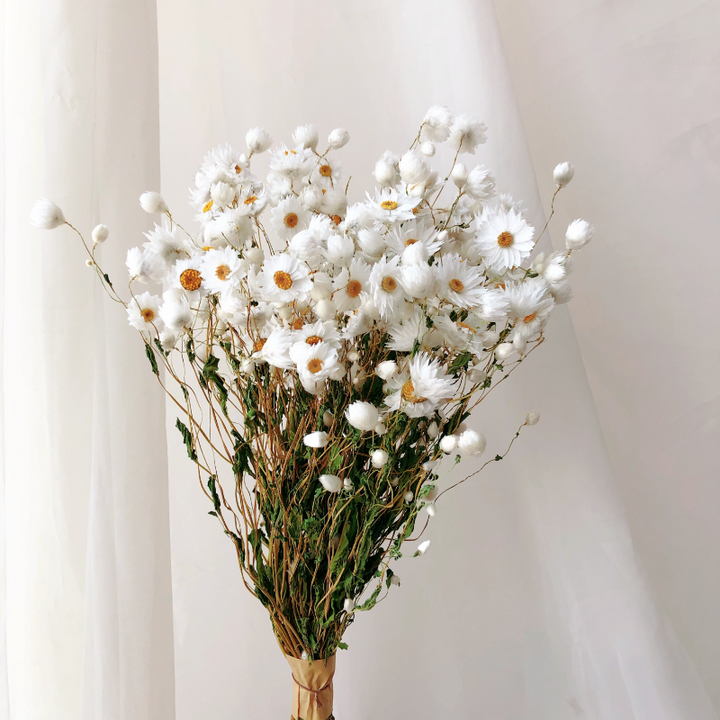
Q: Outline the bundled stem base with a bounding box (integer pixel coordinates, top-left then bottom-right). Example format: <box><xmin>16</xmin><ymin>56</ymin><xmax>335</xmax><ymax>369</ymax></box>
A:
<box><xmin>286</xmin><ymin>654</ymin><xmax>336</xmax><ymax>720</ymax></box>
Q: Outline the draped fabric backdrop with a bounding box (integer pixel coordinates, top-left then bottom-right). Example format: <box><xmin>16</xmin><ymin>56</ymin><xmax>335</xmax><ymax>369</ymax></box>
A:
<box><xmin>1</xmin><ymin>0</ymin><xmax>718</xmax><ymax>719</ymax></box>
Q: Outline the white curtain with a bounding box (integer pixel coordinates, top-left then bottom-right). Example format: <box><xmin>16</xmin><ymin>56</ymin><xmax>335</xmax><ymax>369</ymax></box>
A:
<box><xmin>1</xmin><ymin>0</ymin><xmax>718</xmax><ymax>718</ymax></box>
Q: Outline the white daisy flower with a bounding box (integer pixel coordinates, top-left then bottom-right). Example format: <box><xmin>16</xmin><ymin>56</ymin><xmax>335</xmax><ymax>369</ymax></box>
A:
<box><xmin>269</xmin><ymin>144</ymin><xmax>313</xmax><ymax>183</ymax></box>
<box><xmin>434</xmin><ymin>253</ymin><xmax>486</xmax><ymax>308</ymax></box>
<box><xmin>257</xmin><ymin>254</ymin><xmax>312</xmax><ymax>304</ymax></box>
<box><xmin>171</xmin><ymin>256</ymin><xmax>206</xmax><ymax>297</ymax></box>
<box><xmin>502</xmin><ymin>279</ymin><xmax>555</xmax><ymax>340</ymax></box>
<box><xmin>333</xmin><ymin>257</ymin><xmax>372</xmax><ymax>312</ymax></box>
<box><xmin>384</xmin><ymin>221</ymin><xmax>442</xmax><ymax>260</ymax></box>
<box><xmin>127</xmin><ymin>291</ymin><xmax>164</xmax><ymax>335</ymax></box>
<box><xmin>448</xmin><ymin>115</ymin><xmax>488</xmax><ymax>154</ymax></box>
<box><xmin>293</xmin><ymin>319</ymin><xmax>341</xmax><ymax>349</ymax></box>
<box><xmin>271</xmin><ymin>196</ymin><xmax>310</xmax><ymax>241</ymax></box>
<box><xmin>313</xmin><ymin>155</ymin><xmax>342</xmax><ymax>188</ymax></box>
<box><xmin>292</xmin><ymin>124</ymin><xmax>319</xmax><ymax>150</ymax></box>
<box><xmin>290</xmin><ymin>341</ymin><xmax>340</xmax><ymax>386</ymax></box>
<box><xmin>252</xmin><ymin>326</ymin><xmax>294</xmax><ymax>369</ymax></box>
<box><xmin>421</xmin><ymin>105</ymin><xmax>453</xmax><ymax>143</ymax></box>
<box><xmin>475</xmin><ymin>206</ymin><xmax>535</xmax><ymax>272</ymax></box>
<box><xmin>384</xmin><ymin>353</ymin><xmax>457</xmax><ymax>418</ymax></box>
<box><xmin>236</xmin><ymin>187</ymin><xmax>267</xmax><ymax>216</ymax></box>
<box><xmin>386</xmin><ymin>307</ymin><xmax>430</xmax><ymax>352</ymax></box>
<box><xmin>464</xmin><ymin>165</ymin><xmax>496</xmax><ymax>201</ymax></box>
<box><xmin>200</xmin><ymin>247</ymin><xmax>245</xmax><ymax>295</ymax></box>
<box><xmin>366</xmin><ymin>188</ymin><xmax>421</xmax><ymax>224</ymax></box>
<box><xmin>400</xmin><ymin>263</ymin><xmax>436</xmax><ymax>299</ymax></box>
<box><xmin>368</xmin><ymin>255</ymin><xmax>408</xmax><ymax>319</ymax></box>
<box><xmin>126</xmin><ymin>246</ymin><xmax>160</xmax><ymax>284</ymax></box>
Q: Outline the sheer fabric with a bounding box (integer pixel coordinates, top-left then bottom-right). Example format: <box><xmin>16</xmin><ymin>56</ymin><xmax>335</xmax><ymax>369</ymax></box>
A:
<box><xmin>0</xmin><ymin>0</ymin><xmax>716</xmax><ymax>718</ymax></box>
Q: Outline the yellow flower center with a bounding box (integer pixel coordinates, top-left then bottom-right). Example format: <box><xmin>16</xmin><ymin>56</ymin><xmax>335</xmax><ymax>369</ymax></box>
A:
<box><xmin>292</xmin><ymin>318</ymin><xmax>304</xmax><ymax>330</ymax></box>
<box><xmin>346</xmin><ymin>279</ymin><xmax>362</xmax><ymax>298</ymax></box>
<box><xmin>215</xmin><ymin>264</ymin><xmax>231</xmax><ymax>281</ymax></box>
<box><xmin>331</xmin><ymin>214</ymin><xmax>342</xmax><ymax>226</ymax></box>
<box><xmin>380</xmin><ymin>200</ymin><xmax>398</xmax><ymax>211</ymax></box>
<box><xmin>305</xmin><ymin>335</ymin><xmax>323</xmax><ymax>345</ymax></box>
<box><xmin>401</xmin><ymin>379</ymin><xmax>427</xmax><ymax>404</ymax></box>
<box><xmin>319</xmin><ymin>164</ymin><xmax>332</xmax><ymax>177</ymax></box>
<box><xmin>523</xmin><ymin>312</ymin><xmax>537</xmax><ymax>323</ymax></box>
<box><xmin>253</xmin><ymin>338</ymin><xmax>267</xmax><ymax>352</ymax></box>
<box><xmin>179</xmin><ymin>268</ymin><xmax>202</xmax><ymax>291</ymax></box>
<box><xmin>381</xmin><ymin>276</ymin><xmax>397</xmax><ymax>293</ymax></box>
<box><xmin>234</xmin><ymin>164</ymin><xmax>242</xmax><ymax>173</ymax></box>
<box><xmin>307</xmin><ymin>358</ymin><xmax>323</xmax><ymax>374</ymax></box>
<box><xmin>244</xmin><ymin>195</ymin><xmax>258</xmax><ymax>205</ymax></box>
<box><xmin>284</xmin><ymin>212</ymin><xmax>299</xmax><ymax>228</ymax></box>
<box><xmin>405</xmin><ymin>237</ymin><xmax>418</xmax><ymax>246</ymax></box>
<box><xmin>412</xmin><ymin>206</ymin><xmax>419</xmax><ymax>215</ymax></box>
<box><xmin>449</xmin><ymin>278</ymin><xmax>465</xmax><ymax>293</ymax></box>
<box><xmin>202</xmin><ymin>200</ymin><xmax>214</xmax><ymax>213</ymax></box>
<box><xmin>141</xmin><ymin>308</ymin><xmax>155</xmax><ymax>322</ymax></box>
<box><xmin>274</xmin><ymin>270</ymin><xmax>293</xmax><ymax>290</ymax></box>
<box><xmin>497</xmin><ymin>231</ymin><xmax>514</xmax><ymax>248</ymax></box>
<box><xmin>202</xmin><ymin>246</ymin><xmax>213</xmax><ymax>251</ymax></box>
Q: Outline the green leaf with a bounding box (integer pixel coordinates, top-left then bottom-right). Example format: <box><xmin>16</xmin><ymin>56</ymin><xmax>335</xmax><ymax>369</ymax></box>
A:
<box><xmin>145</xmin><ymin>343</ymin><xmax>159</xmax><ymax>376</ymax></box>
<box><xmin>337</xmin><ymin>642</ymin><xmax>349</xmax><ymax>651</ymax></box>
<box><xmin>207</xmin><ymin>475</ymin><xmax>221</xmax><ymax>513</ymax></box>
<box><xmin>175</xmin><ymin>418</ymin><xmax>197</xmax><ymax>462</ymax></box>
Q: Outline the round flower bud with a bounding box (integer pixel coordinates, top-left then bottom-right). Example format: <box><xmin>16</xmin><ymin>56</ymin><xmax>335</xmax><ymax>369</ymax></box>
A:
<box><xmin>139</xmin><ymin>191</ymin><xmax>168</xmax><ymax>214</ymax></box>
<box><xmin>347</xmin><ymin>350</ymin><xmax>359</xmax><ymax>362</ymax></box>
<box><xmin>210</xmin><ymin>181</ymin><xmax>235</xmax><ymax>208</ymax></box>
<box><xmin>451</xmin><ymin>162</ymin><xmax>468</xmax><ymax>187</ymax></box>
<box><xmin>315</xmin><ymin>299</ymin><xmax>336</xmax><ymax>320</ymax></box>
<box><xmin>416</xmin><ymin>540</ymin><xmax>431</xmax><ymax>556</ymax></box>
<box><xmin>92</xmin><ymin>224</ymin><xmax>109</xmax><ymax>244</ymax></box>
<box><xmin>376</xmin><ymin>360</ymin><xmax>398</xmax><ymax>380</ymax></box>
<box><xmin>425</xmin><ymin>504</ymin><xmax>437</xmax><ymax>517</ymax></box>
<box><xmin>374</xmin><ymin>423</ymin><xmax>387</xmax><ymax>436</ymax></box>
<box><xmin>85</xmin><ymin>259</ymin><xmax>94</xmax><ymax>267</ymax></box>
<box><xmin>343</xmin><ymin>598</ymin><xmax>356</xmax><ymax>613</ymax></box>
<box><xmin>427</xmin><ymin>421</ymin><xmax>439</xmax><ymax>439</ymax></box>
<box><xmin>301</xmin><ymin>186</ymin><xmax>324</xmax><ymax>211</ymax></box>
<box><xmin>457</xmin><ymin>429</ymin><xmax>486</xmax><ymax>456</ymax></box>
<box><xmin>439</xmin><ymin>435</ymin><xmax>458</xmax><ymax>454</ymax></box>
<box><xmin>240</xmin><ymin>359</ymin><xmax>256</xmax><ymax>374</ymax></box>
<box><xmin>495</xmin><ymin>343</ymin><xmax>515</xmax><ymax>361</ymax></box>
<box><xmin>345</xmin><ymin>401</ymin><xmax>379</xmax><ymax>432</ymax></box>
<box><xmin>160</xmin><ymin>330</ymin><xmax>177</xmax><ymax>352</ymax></box>
<box><xmin>328</xmin><ymin>128</ymin><xmax>350</xmax><ymax>149</ymax></box>
<box><xmin>371</xmin><ymin>449</ymin><xmax>389</xmax><ymax>468</ymax></box>
<box><xmin>292</xmin><ymin>124</ymin><xmax>319</xmax><ymax>150</ymax></box>
<box><xmin>277</xmin><ymin>306</ymin><xmax>293</xmax><ymax>320</ymax></box>
<box><xmin>319</xmin><ymin>474</ymin><xmax>343</xmax><ymax>493</ymax></box>
<box><xmin>436</xmin><ymin>230</ymin><xmax>449</xmax><ymax>243</ymax></box>
<box><xmin>303</xmin><ymin>431</ymin><xmax>329</xmax><ymax>448</ymax></box>
<box><xmin>553</xmin><ymin>162</ymin><xmax>575</xmax><ymax>187</ymax></box>
<box><xmin>245</xmin><ymin>127</ymin><xmax>273</xmax><ymax>154</ymax></box>
<box><xmin>565</xmin><ymin>219</ymin><xmax>594</xmax><ymax>251</ymax></box>
<box><xmin>525</xmin><ymin>411</ymin><xmax>540</xmax><ymax>426</ymax></box>
<box><xmin>390</xmin><ymin>574</ymin><xmax>401</xmax><ymax>587</ymax></box>
<box><xmin>404</xmin><ymin>491</ymin><xmax>414</xmax><ymax>503</ymax></box>
<box><xmin>343</xmin><ymin>478</ymin><xmax>354</xmax><ymax>491</ymax></box>
<box><xmin>373</xmin><ymin>159</ymin><xmax>396</xmax><ymax>186</ymax></box>
<box><xmin>399</xmin><ymin>150</ymin><xmax>431</xmax><ymax>186</ymax></box>
<box><xmin>323</xmin><ymin>411</ymin><xmax>334</xmax><ymax>427</ymax></box>
<box><xmin>420</xmin><ymin>142</ymin><xmax>436</xmax><ymax>157</ymax></box>
<box><xmin>30</xmin><ymin>198</ymin><xmax>66</xmax><ymax>230</ymax></box>
<box><xmin>310</xmin><ymin>284</ymin><xmax>331</xmax><ymax>302</ymax></box>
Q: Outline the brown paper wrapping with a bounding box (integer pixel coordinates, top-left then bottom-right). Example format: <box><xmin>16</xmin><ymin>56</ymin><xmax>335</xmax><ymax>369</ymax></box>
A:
<box><xmin>285</xmin><ymin>653</ymin><xmax>336</xmax><ymax>720</ymax></box>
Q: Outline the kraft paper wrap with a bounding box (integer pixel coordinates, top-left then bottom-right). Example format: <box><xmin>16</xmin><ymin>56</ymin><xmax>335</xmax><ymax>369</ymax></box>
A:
<box><xmin>285</xmin><ymin>653</ymin><xmax>336</xmax><ymax>720</ymax></box>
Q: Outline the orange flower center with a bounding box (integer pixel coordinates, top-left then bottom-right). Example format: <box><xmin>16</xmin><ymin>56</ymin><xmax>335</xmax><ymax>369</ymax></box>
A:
<box><xmin>202</xmin><ymin>200</ymin><xmax>214</xmax><ymax>213</ymax></box>
<box><xmin>381</xmin><ymin>276</ymin><xmax>397</xmax><ymax>293</ymax></box>
<box><xmin>331</xmin><ymin>214</ymin><xmax>342</xmax><ymax>226</ymax></box>
<box><xmin>307</xmin><ymin>358</ymin><xmax>323</xmax><ymax>374</ymax></box>
<box><xmin>284</xmin><ymin>212</ymin><xmax>299</xmax><ymax>228</ymax></box>
<box><xmin>523</xmin><ymin>312</ymin><xmax>537</xmax><ymax>323</ymax></box>
<box><xmin>292</xmin><ymin>318</ymin><xmax>304</xmax><ymax>330</ymax></box>
<box><xmin>305</xmin><ymin>335</ymin><xmax>323</xmax><ymax>345</ymax></box>
<box><xmin>319</xmin><ymin>164</ymin><xmax>332</xmax><ymax>177</ymax></box>
<box><xmin>404</xmin><ymin>237</ymin><xmax>418</xmax><ymax>246</ymax></box>
<box><xmin>141</xmin><ymin>308</ymin><xmax>155</xmax><ymax>322</ymax></box>
<box><xmin>449</xmin><ymin>278</ymin><xmax>465</xmax><ymax>292</ymax></box>
<box><xmin>401</xmin><ymin>379</ymin><xmax>427</xmax><ymax>404</ymax></box>
<box><xmin>215</xmin><ymin>264</ymin><xmax>231</xmax><ymax>281</ymax></box>
<box><xmin>253</xmin><ymin>338</ymin><xmax>266</xmax><ymax>352</ymax></box>
<box><xmin>179</xmin><ymin>268</ymin><xmax>202</xmax><ymax>291</ymax></box>
<box><xmin>497</xmin><ymin>231</ymin><xmax>514</xmax><ymax>248</ymax></box>
<box><xmin>244</xmin><ymin>195</ymin><xmax>258</xmax><ymax>205</ymax></box>
<box><xmin>234</xmin><ymin>164</ymin><xmax>242</xmax><ymax>173</ymax></box>
<box><xmin>274</xmin><ymin>270</ymin><xmax>293</xmax><ymax>290</ymax></box>
<box><xmin>380</xmin><ymin>200</ymin><xmax>398</xmax><ymax>211</ymax></box>
<box><xmin>346</xmin><ymin>279</ymin><xmax>362</xmax><ymax>298</ymax></box>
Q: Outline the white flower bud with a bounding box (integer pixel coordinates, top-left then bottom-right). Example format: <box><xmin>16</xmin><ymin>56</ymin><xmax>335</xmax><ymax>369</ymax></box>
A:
<box><xmin>525</xmin><ymin>411</ymin><xmax>540</xmax><ymax>426</ymax></box>
<box><xmin>374</xmin><ymin>159</ymin><xmax>396</xmax><ymax>186</ymax></box>
<box><xmin>310</xmin><ymin>284</ymin><xmax>331</xmax><ymax>302</ymax></box>
<box><xmin>292</xmin><ymin>124</ymin><xmax>319</xmax><ymax>150</ymax></box>
<box><xmin>422</xmin><ymin>460</ymin><xmax>438</xmax><ymax>472</ymax></box>
<box><xmin>371</xmin><ymin>449</ymin><xmax>389</xmax><ymax>468</ymax></box>
<box><xmin>439</xmin><ymin>435</ymin><xmax>458</xmax><ymax>453</ymax></box>
<box><xmin>345</xmin><ymin>401</ymin><xmax>379</xmax><ymax>432</ymax></box>
<box><xmin>328</xmin><ymin>128</ymin><xmax>350</xmax><ymax>149</ymax></box>
<box><xmin>399</xmin><ymin>150</ymin><xmax>431</xmax><ymax>186</ymax></box>
<box><xmin>416</xmin><ymin>540</ymin><xmax>431</xmax><ymax>556</ymax></box>
<box><xmin>85</xmin><ymin>258</ymin><xmax>94</xmax><ymax>267</ymax></box>
<box><xmin>240</xmin><ymin>358</ymin><xmax>256</xmax><ymax>374</ymax></box>
<box><xmin>420</xmin><ymin>142</ymin><xmax>436</xmax><ymax>157</ymax></box>
<box><xmin>139</xmin><ymin>191</ymin><xmax>168</xmax><ymax>214</ymax></box>
<box><xmin>374</xmin><ymin>422</ymin><xmax>387</xmax><ymax>436</ymax></box>
<box><xmin>92</xmin><ymin>224</ymin><xmax>109</xmax><ymax>244</ymax></box>
<box><xmin>451</xmin><ymin>163</ymin><xmax>468</xmax><ymax>187</ymax></box>
<box><xmin>553</xmin><ymin>162</ymin><xmax>575</xmax><ymax>187</ymax></box>
<box><xmin>427</xmin><ymin>421</ymin><xmax>439</xmax><ymax>439</ymax></box>
<box><xmin>565</xmin><ymin>219</ymin><xmax>594</xmax><ymax>251</ymax></box>
<box><xmin>404</xmin><ymin>491</ymin><xmax>414</xmax><ymax>503</ymax></box>
<box><xmin>495</xmin><ymin>343</ymin><xmax>515</xmax><ymax>361</ymax></box>
<box><xmin>301</xmin><ymin>186</ymin><xmax>324</xmax><ymax>211</ymax></box>
<box><xmin>244</xmin><ymin>246</ymin><xmax>264</xmax><ymax>265</ymax></box>
<box><xmin>277</xmin><ymin>306</ymin><xmax>293</xmax><ymax>320</ymax></box>
<box><xmin>425</xmin><ymin>504</ymin><xmax>437</xmax><ymax>517</ymax></box>
<box><xmin>30</xmin><ymin>198</ymin><xmax>66</xmax><ymax>229</ymax></box>
<box><xmin>160</xmin><ymin>330</ymin><xmax>177</xmax><ymax>351</ymax></box>
<box><xmin>245</xmin><ymin>127</ymin><xmax>273</xmax><ymax>154</ymax></box>
<box><xmin>323</xmin><ymin>411</ymin><xmax>334</xmax><ymax>427</ymax></box>
<box><xmin>457</xmin><ymin>429</ymin><xmax>486</xmax><ymax>456</ymax></box>
<box><xmin>347</xmin><ymin>350</ymin><xmax>359</xmax><ymax>362</ymax></box>
<box><xmin>376</xmin><ymin>360</ymin><xmax>398</xmax><ymax>380</ymax></box>
<box><xmin>344</xmin><ymin>478</ymin><xmax>354</xmax><ymax>491</ymax></box>
<box><xmin>210</xmin><ymin>181</ymin><xmax>235</xmax><ymax>208</ymax></box>
<box><xmin>390</xmin><ymin>574</ymin><xmax>401</xmax><ymax>586</ymax></box>
<box><xmin>343</xmin><ymin>598</ymin><xmax>356</xmax><ymax>613</ymax></box>
<box><xmin>319</xmin><ymin>474</ymin><xmax>343</xmax><ymax>493</ymax></box>
<box><xmin>315</xmin><ymin>299</ymin><xmax>336</xmax><ymax>320</ymax></box>
<box><xmin>303</xmin><ymin>431</ymin><xmax>329</xmax><ymax>448</ymax></box>
<box><xmin>436</xmin><ymin>230</ymin><xmax>449</xmax><ymax>243</ymax></box>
